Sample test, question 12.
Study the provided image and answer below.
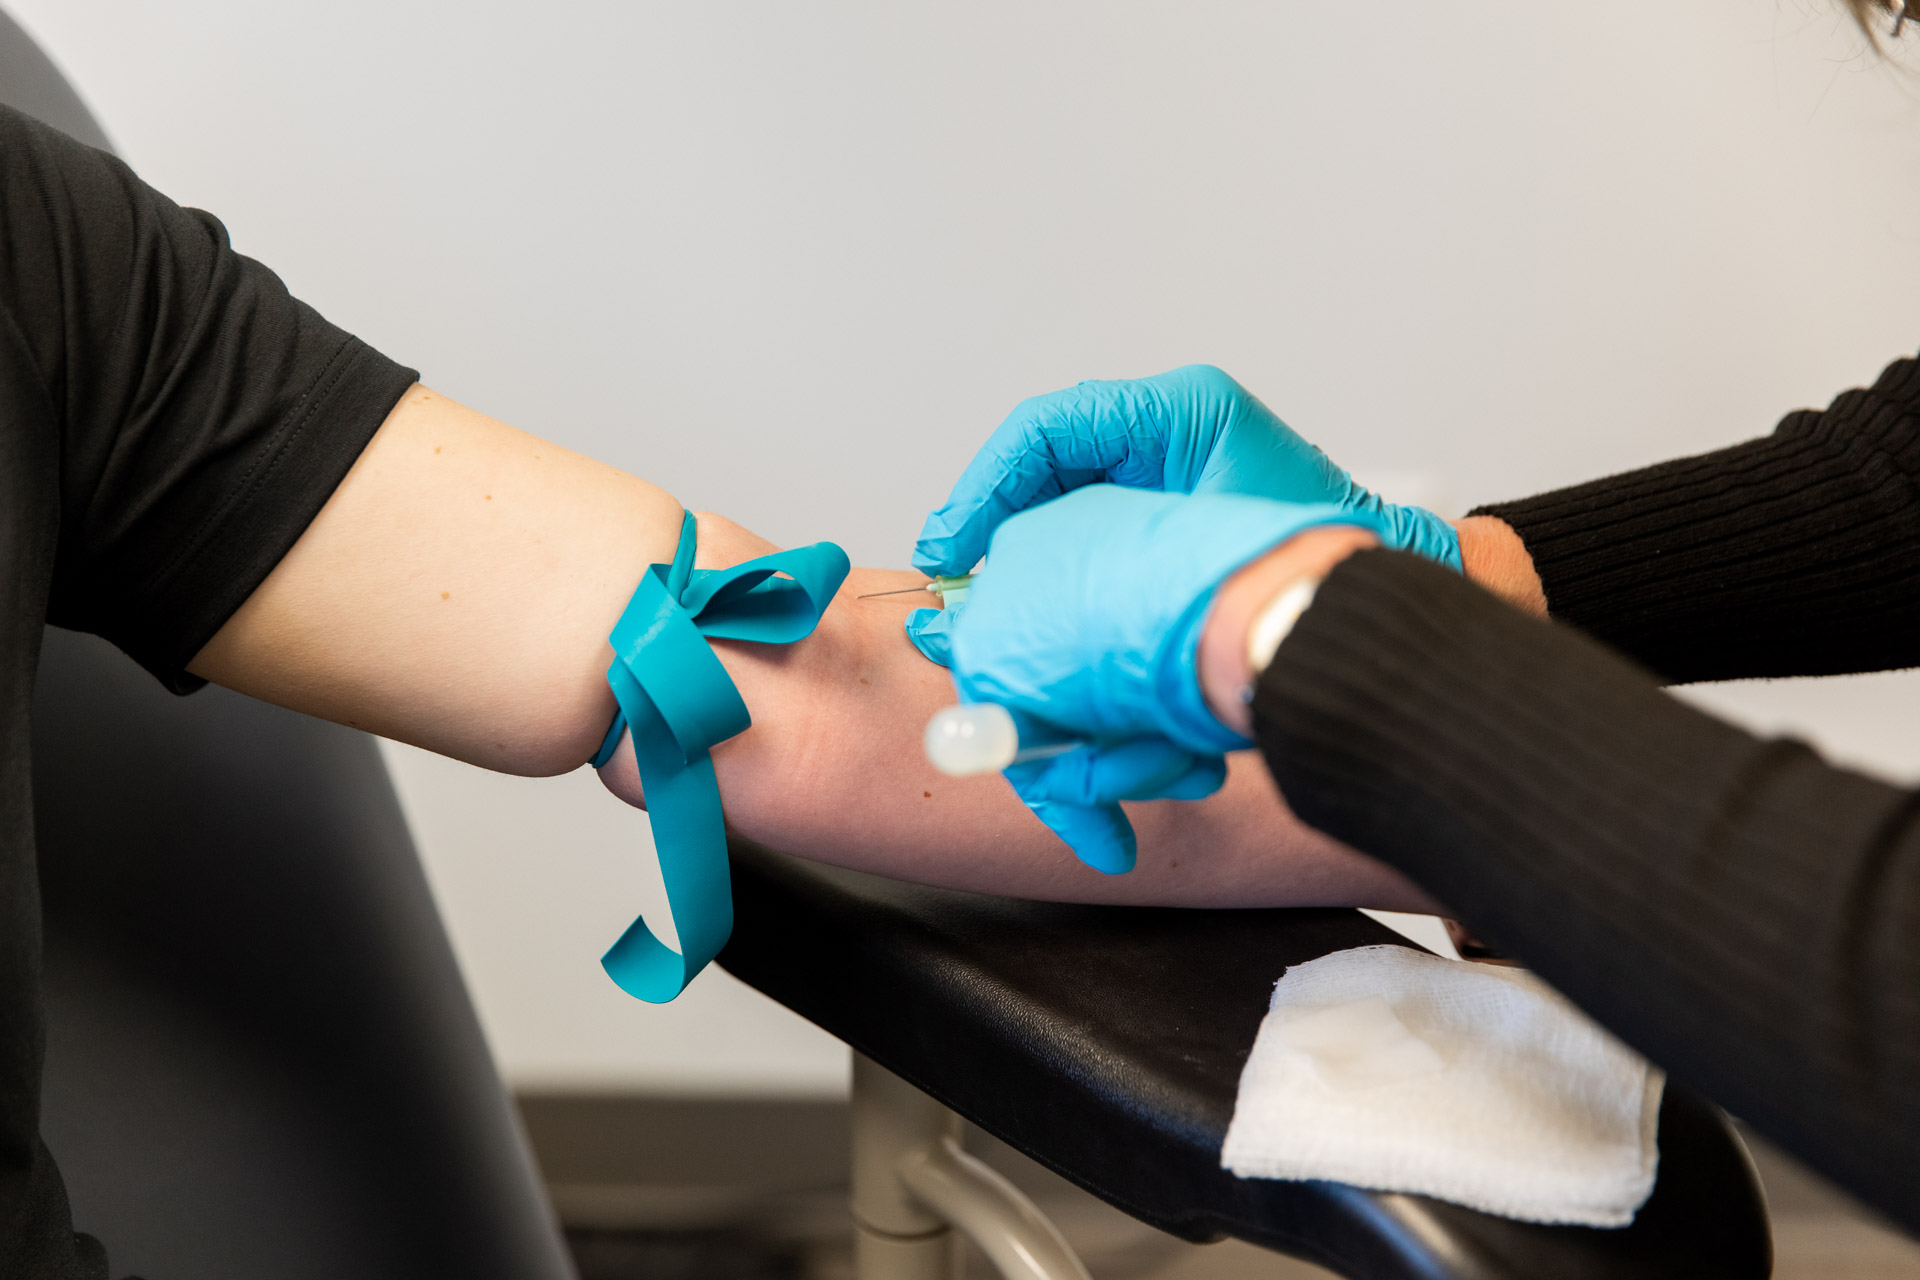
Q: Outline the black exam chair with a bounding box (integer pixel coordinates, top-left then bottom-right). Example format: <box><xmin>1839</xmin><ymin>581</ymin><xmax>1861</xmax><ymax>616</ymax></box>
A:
<box><xmin>32</xmin><ymin>626</ymin><xmax>577</xmax><ymax>1280</ymax></box>
<box><xmin>720</xmin><ymin>842</ymin><xmax>1773</xmax><ymax>1280</ymax></box>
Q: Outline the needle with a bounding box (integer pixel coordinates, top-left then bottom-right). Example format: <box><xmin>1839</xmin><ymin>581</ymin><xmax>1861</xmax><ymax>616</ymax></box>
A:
<box><xmin>856</xmin><ymin>572</ymin><xmax>977</xmax><ymax>601</ymax></box>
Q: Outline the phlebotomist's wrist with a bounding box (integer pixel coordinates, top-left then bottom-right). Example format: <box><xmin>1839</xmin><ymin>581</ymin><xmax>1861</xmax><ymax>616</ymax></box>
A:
<box><xmin>1198</xmin><ymin>514</ymin><xmax>1546</xmax><ymax>738</ymax></box>
<box><xmin>1453</xmin><ymin>515</ymin><xmax>1547</xmax><ymax>619</ymax></box>
<box><xmin>1197</xmin><ymin>523</ymin><xmax>1380</xmax><ymax>737</ymax></box>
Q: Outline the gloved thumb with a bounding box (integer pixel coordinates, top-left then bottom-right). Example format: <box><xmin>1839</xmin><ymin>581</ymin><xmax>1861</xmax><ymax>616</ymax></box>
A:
<box><xmin>903</xmin><ymin>605</ymin><xmax>958</xmax><ymax>667</ymax></box>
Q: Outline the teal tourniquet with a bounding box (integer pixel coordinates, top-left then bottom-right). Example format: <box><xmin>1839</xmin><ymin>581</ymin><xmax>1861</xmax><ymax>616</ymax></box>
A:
<box><xmin>590</xmin><ymin>510</ymin><xmax>850</xmax><ymax>1002</ymax></box>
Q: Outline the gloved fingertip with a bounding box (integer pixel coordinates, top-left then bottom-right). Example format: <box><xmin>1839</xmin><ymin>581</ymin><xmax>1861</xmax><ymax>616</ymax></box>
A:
<box><xmin>910</xmin><ymin>539</ymin><xmax>952</xmax><ymax>578</ymax></box>
<box><xmin>1007</xmin><ymin>777</ymin><xmax>1140</xmax><ymax>874</ymax></box>
<box><xmin>1033</xmin><ymin>801</ymin><xmax>1137</xmax><ymax>875</ymax></box>
<box><xmin>1080</xmin><ymin>818</ymin><xmax>1138</xmax><ymax>875</ymax></box>
<box><xmin>914</xmin><ymin>498</ymin><xmax>994</xmax><ymax>578</ymax></box>
<box><xmin>903</xmin><ymin>607</ymin><xmax>954</xmax><ymax>667</ymax></box>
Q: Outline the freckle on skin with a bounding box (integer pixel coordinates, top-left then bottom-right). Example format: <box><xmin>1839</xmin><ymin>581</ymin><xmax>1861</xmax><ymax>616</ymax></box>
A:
<box><xmin>433</xmin><ymin>446</ymin><xmax>442</xmax><ymax>454</ymax></box>
<box><xmin>923</xmin><ymin>791</ymin><xmax>931</xmax><ymax>798</ymax></box>
<box><xmin>441</xmin><ymin>591</ymin><xmax>450</xmax><ymax>600</ymax></box>
<box><xmin>485</xmin><ymin>494</ymin><xmax>493</xmax><ymax>501</ymax></box>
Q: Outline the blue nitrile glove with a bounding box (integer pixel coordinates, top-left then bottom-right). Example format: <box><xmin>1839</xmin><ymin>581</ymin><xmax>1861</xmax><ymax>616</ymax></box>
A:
<box><xmin>913</xmin><ymin>363</ymin><xmax>1458</xmax><ymax>579</ymax></box>
<box><xmin>904</xmin><ymin>604</ymin><xmax>957</xmax><ymax>666</ymax></box>
<box><xmin>946</xmin><ymin>484</ymin><xmax>1384</xmax><ymax>875</ymax></box>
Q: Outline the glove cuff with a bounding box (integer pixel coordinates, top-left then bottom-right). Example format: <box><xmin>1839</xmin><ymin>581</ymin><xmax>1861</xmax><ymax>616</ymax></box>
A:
<box><xmin>1386</xmin><ymin>502</ymin><xmax>1463</xmax><ymax>572</ymax></box>
<box><xmin>1148</xmin><ymin>496</ymin><xmax>1384</xmax><ymax>755</ymax></box>
<box><xmin>1154</xmin><ymin>589</ymin><xmax>1254</xmax><ymax>755</ymax></box>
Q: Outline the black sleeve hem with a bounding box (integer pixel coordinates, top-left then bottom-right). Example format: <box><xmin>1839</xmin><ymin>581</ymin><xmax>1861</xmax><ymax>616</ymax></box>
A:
<box><xmin>124</xmin><ymin>339</ymin><xmax>417</xmax><ymax>692</ymax></box>
<box><xmin>1472</xmin><ymin>353</ymin><xmax>1920</xmax><ymax>682</ymax></box>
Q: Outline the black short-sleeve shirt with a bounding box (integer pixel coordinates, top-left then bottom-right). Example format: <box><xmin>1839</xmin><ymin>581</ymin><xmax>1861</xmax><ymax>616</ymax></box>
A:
<box><xmin>0</xmin><ymin>105</ymin><xmax>417</xmax><ymax>1277</ymax></box>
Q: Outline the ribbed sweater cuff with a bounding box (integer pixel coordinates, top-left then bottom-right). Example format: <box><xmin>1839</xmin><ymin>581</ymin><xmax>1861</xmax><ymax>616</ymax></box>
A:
<box><xmin>1473</xmin><ymin>353</ymin><xmax>1920</xmax><ymax>682</ymax></box>
<box><xmin>1253</xmin><ymin>548</ymin><xmax>1748</xmax><ymax>919</ymax></box>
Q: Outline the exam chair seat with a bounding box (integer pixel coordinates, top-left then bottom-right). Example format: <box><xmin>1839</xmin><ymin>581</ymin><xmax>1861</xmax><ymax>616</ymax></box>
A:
<box><xmin>718</xmin><ymin>839</ymin><xmax>1772</xmax><ymax>1280</ymax></box>
<box><xmin>32</xmin><ymin>629</ymin><xmax>576</xmax><ymax>1280</ymax></box>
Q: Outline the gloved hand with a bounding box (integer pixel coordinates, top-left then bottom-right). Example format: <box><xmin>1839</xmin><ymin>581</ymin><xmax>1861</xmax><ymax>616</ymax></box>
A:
<box><xmin>945</xmin><ymin>484</ymin><xmax>1382</xmax><ymax>875</ymax></box>
<box><xmin>914</xmin><ymin>362</ymin><xmax>1456</xmax><ymax>576</ymax></box>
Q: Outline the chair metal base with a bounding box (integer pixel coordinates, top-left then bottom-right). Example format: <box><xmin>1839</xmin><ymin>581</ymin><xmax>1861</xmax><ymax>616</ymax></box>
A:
<box><xmin>852</xmin><ymin>1054</ymin><xmax>1091</xmax><ymax>1280</ymax></box>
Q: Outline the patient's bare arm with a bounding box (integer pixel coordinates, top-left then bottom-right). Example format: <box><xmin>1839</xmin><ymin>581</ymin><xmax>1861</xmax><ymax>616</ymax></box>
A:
<box><xmin>190</xmin><ymin>388</ymin><xmax>1439</xmax><ymax>911</ymax></box>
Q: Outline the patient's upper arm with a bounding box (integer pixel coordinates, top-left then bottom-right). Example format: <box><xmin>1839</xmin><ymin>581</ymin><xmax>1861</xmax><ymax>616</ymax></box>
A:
<box><xmin>190</xmin><ymin>386</ymin><xmax>679</xmax><ymax>775</ymax></box>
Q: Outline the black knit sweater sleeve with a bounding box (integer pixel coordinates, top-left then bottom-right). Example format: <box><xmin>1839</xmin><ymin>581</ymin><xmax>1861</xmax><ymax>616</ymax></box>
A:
<box><xmin>1474</xmin><ymin>353</ymin><xmax>1920</xmax><ymax>682</ymax></box>
<box><xmin>1253</xmin><ymin>549</ymin><xmax>1920</xmax><ymax>1232</ymax></box>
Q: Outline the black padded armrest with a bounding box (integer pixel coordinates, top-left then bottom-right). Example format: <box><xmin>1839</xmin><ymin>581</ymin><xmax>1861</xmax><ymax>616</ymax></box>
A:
<box><xmin>719</xmin><ymin>841</ymin><xmax>1770</xmax><ymax>1280</ymax></box>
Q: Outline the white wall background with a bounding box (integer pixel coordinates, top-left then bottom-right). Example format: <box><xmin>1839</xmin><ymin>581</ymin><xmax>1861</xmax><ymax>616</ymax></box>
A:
<box><xmin>15</xmin><ymin>0</ymin><xmax>1920</xmax><ymax>1093</ymax></box>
